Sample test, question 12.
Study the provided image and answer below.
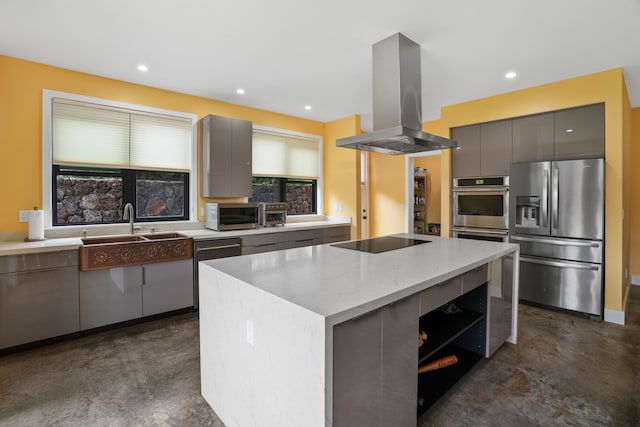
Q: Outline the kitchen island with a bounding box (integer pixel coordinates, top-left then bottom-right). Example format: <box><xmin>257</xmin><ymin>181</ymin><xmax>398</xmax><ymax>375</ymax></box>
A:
<box><xmin>199</xmin><ymin>234</ymin><xmax>519</xmax><ymax>426</ymax></box>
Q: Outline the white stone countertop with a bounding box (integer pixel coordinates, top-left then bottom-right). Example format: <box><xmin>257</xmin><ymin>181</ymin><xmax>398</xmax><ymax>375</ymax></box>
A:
<box><xmin>0</xmin><ymin>218</ymin><xmax>351</xmax><ymax>257</ymax></box>
<box><xmin>201</xmin><ymin>233</ymin><xmax>519</xmax><ymax>326</ymax></box>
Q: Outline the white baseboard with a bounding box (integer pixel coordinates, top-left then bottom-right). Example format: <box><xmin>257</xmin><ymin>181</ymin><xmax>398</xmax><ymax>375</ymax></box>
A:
<box><xmin>604</xmin><ymin>308</ymin><xmax>625</xmax><ymax>325</ymax></box>
<box><xmin>632</xmin><ymin>275</ymin><xmax>640</xmax><ymax>286</ymax></box>
<box><xmin>604</xmin><ymin>281</ymin><xmax>634</xmax><ymax>325</ymax></box>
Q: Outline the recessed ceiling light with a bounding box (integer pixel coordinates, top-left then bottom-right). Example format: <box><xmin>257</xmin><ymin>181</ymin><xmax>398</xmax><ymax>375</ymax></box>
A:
<box><xmin>505</xmin><ymin>71</ymin><xmax>517</xmax><ymax>79</ymax></box>
<box><xmin>304</xmin><ymin>105</ymin><xmax>312</xmax><ymax>110</ymax></box>
<box><xmin>565</xmin><ymin>128</ymin><xmax>574</xmax><ymax>133</ymax></box>
<box><xmin>236</xmin><ymin>88</ymin><xmax>245</xmax><ymax>95</ymax></box>
<box><xmin>137</xmin><ymin>64</ymin><xmax>148</xmax><ymax>72</ymax></box>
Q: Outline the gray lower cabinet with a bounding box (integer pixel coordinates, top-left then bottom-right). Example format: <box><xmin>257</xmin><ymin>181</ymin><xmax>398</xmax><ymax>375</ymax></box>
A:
<box><xmin>241</xmin><ymin>233</ymin><xmax>285</xmax><ymax>255</ymax></box>
<box><xmin>333</xmin><ymin>260</ymin><xmax>511</xmax><ymax>423</ymax></box>
<box><xmin>333</xmin><ymin>307</ymin><xmax>382</xmax><ymax>426</ymax></box>
<box><xmin>142</xmin><ymin>259</ymin><xmax>193</xmax><ymax>316</ymax></box>
<box><xmin>238</xmin><ymin>225</ymin><xmax>352</xmax><ymax>256</ymax></box>
<box><xmin>79</xmin><ymin>266</ymin><xmax>143</xmax><ymax>330</ymax></box>
<box><xmin>487</xmin><ymin>256</ymin><xmax>513</xmax><ymax>357</ymax></box>
<box><xmin>380</xmin><ymin>294</ymin><xmax>420</xmax><ymax>427</ymax></box>
<box><xmin>284</xmin><ymin>229</ymin><xmax>325</xmax><ymax>249</ymax></box>
<box><xmin>80</xmin><ymin>259</ymin><xmax>193</xmax><ymax>330</ymax></box>
<box><xmin>323</xmin><ymin>225</ymin><xmax>351</xmax><ymax>244</ymax></box>
<box><xmin>0</xmin><ymin>250</ymin><xmax>79</xmax><ymax>349</ymax></box>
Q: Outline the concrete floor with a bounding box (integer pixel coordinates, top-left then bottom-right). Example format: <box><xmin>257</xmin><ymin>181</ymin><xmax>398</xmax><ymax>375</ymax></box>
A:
<box><xmin>1</xmin><ymin>287</ymin><xmax>639</xmax><ymax>427</ymax></box>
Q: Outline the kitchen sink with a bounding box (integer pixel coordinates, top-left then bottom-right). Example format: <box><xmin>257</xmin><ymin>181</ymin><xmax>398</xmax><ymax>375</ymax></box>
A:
<box><xmin>82</xmin><ymin>235</ymin><xmax>147</xmax><ymax>245</ymax></box>
<box><xmin>79</xmin><ymin>233</ymin><xmax>193</xmax><ymax>271</ymax></box>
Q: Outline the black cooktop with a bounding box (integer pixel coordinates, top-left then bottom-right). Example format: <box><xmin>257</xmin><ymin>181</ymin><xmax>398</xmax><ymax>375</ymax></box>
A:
<box><xmin>331</xmin><ymin>236</ymin><xmax>430</xmax><ymax>254</ymax></box>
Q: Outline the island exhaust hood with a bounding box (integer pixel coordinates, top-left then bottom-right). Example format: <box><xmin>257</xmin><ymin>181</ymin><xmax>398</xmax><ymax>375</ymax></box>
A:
<box><xmin>336</xmin><ymin>33</ymin><xmax>457</xmax><ymax>155</ymax></box>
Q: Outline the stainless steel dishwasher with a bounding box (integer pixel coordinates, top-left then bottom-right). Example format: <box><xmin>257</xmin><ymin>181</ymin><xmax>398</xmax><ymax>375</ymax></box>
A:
<box><xmin>193</xmin><ymin>238</ymin><xmax>242</xmax><ymax>309</ymax></box>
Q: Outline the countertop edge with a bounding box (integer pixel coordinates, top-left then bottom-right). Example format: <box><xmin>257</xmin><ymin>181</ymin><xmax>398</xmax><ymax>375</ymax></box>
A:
<box><xmin>0</xmin><ymin>220</ymin><xmax>351</xmax><ymax>256</ymax></box>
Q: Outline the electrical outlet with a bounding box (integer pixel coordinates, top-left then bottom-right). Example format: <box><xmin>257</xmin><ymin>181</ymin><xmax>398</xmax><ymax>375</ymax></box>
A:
<box><xmin>18</xmin><ymin>210</ymin><xmax>30</xmax><ymax>222</ymax></box>
<box><xmin>246</xmin><ymin>320</ymin><xmax>255</xmax><ymax>347</ymax></box>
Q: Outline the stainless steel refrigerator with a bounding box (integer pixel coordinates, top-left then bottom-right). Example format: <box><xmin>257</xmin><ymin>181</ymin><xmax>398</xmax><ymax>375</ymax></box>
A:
<box><xmin>509</xmin><ymin>158</ymin><xmax>604</xmax><ymax>318</ymax></box>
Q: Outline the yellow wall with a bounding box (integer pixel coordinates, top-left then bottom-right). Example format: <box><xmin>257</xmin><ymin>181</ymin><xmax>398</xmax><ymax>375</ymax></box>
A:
<box><xmin>629</xmin><ymin>107</ymin><xmax>640</xmax><ymax>277</ymax></box>
<box><xmin>0</xmin><ymin>55</ymin><xmax>324</xmax><ymax>231</ymax></box>
<box><xmin>369</xmin><ymin>153</ymin><xmax>406</xmax><ymax>237</ymax></box>
<box><xmin>323</xmin><ymin>116</ymin><xmax>361</xmax><ymax>239</ymax></box>
<box><xmin>437</xmin><ymin>68</ymin><xmax>629</xmax><ymax>313</ymax></box>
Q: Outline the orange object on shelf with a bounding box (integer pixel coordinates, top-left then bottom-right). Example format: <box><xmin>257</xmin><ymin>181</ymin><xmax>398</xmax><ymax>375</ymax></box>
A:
<box><xmin>418</xmin><ymin>355</ymin><xmax>458</xmax><ymax>374</ymax></box>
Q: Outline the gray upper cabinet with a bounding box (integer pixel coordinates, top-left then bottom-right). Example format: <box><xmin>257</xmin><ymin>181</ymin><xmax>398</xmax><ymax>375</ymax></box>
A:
<box><xmin>452</xmin><ymin>120</ymin><xmax>512</xmax><ymax>177</ymax></box>
<box><xmin>554</xmin><ymin>103</ymin><xmax>605</xmax><ymax>160</ymax></box>
<box><xmin>451</xmin><ymin>124</ymin><xmax>481</xmax><ymax>177</ymax></box>
<box><xmin>480</xmin><ymin>120</ymin><xmax>512</xmax><ymax>176</ymax></box>
<box><xmin>512</xmin><ymin>112</ymin><xmax>555</xmax><ymax>163</ymax></box>
<box><xmin>201</xmin><ymin>114</ymin><xmax>252</xmax><ymax>197</ymax></box>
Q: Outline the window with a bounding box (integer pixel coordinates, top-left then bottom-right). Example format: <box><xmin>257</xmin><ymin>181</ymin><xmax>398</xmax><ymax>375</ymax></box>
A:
<box><xmin>249</xmin><ymin>128</ymin><xmax>322</xmax><ymax>215</ymax></box>
<box><xmin>43</xmin><ymin>90</ymin><xmax>197</xmax><ymax>227</ymax></box>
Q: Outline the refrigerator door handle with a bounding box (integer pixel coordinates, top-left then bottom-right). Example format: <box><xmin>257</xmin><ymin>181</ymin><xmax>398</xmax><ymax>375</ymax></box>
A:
<box><xmin>520</xmin><ymin>256</ymin><xmax>600</xmax><ymax>271</ymax></box>
<box><xmin>542</xmin><ymin>169</ymin><xmax>549</xmax><ymax>228</ymax></box>
<box><xmin>510</xmin><ymin>235</ymin><xmax>601</xmax><ymax>248</ymax></box>
<box><xmin>551</xmin><ymin>167</ymin><xmax>559</xmax><ymax>232</ymax></box>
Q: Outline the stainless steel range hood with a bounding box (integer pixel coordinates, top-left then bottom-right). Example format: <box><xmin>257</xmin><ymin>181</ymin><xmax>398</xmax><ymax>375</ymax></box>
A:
<box><xmin>337</xmin><ymin>33</ymin><xmax>457</xmax><ymax>155</ymax></box>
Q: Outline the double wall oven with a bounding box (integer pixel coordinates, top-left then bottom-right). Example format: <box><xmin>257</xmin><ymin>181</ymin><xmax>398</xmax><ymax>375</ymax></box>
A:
<box><xmin>451</xmin><ymin>176</ymin><xmax>509</xmax><ymax>242</ymax></box>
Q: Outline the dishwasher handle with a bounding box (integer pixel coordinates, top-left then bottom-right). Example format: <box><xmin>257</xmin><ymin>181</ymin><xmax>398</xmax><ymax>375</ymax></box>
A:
<box><xmin>196</xmin><ymin>243</ymin><xmax>241</xmax><ymax>252</ymax></box>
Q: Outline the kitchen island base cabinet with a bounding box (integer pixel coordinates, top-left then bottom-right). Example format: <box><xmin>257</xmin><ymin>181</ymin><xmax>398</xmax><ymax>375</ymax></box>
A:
<box><xmin>333</xmin><ymin>294</ymin><xmax>419</xmax><ymax>427</ymax></box>
<box><xmin>199</xmin><ymin>236</ymin><xmax>518</xmax><ymax>426</ymax></box>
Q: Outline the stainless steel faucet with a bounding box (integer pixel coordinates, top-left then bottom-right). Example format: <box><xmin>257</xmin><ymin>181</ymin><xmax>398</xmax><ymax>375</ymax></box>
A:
<box><xmin>123</xmin><ymin>203</ymin><xmax>135</xmax><ymax>234</ymax></box>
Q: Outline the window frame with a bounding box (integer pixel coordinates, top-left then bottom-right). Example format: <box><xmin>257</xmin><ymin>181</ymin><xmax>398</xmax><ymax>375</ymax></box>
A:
<box><xmin>251</xmin><ymin>125</ymin><xmax>323</xmax><ymax>218</ymax></box>
<box><xmin>42</xmin><ymin>89</ymin><xmax>198</xmax><ymax>229</ymax></box>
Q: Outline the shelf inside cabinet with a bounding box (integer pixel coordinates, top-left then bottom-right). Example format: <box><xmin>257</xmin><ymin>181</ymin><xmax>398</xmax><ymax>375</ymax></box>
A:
<box><xmin>417</xmin><ymin>345</ymin><xmax>483</xmax><ymax>418</ymax></box>
<box><xmin>418</xmin><ymin>308</ymin><xmax>484</xmax><ymax>364</ymax></box>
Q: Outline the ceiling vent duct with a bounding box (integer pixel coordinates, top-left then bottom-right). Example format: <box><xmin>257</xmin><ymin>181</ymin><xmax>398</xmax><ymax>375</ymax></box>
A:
<box><xmin>337</xmin><ymin>33</ymin><xmax>457</xmax><ymax>155</ymax></box>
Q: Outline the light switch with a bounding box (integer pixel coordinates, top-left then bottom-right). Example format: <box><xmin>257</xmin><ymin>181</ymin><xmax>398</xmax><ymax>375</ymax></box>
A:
<box><xmin>246</xmin><ymin>320</ymin><xmax>255</xmax><ymax>347</ymax></box>
<box><xmin>18</xmin><ymin>210</ymin><xmax>30</xmax><ymax>222</ymax></box>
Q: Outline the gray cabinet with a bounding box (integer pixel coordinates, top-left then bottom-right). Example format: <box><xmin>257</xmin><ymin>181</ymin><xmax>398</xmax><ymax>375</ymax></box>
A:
<box><xmin>80</xmin><ymin>259</ymin><xmax>193</xmax><ymax>330</ymax></box>
<box><xmin>142</xmin><ymin>259</ymin><xmax>193</xmax><ymax>316</ymax></box>
<box><xmin>380</xmin><ymin>294</ymin><xmax>420</xmax><ymax>427</ymax></box>
<box><xmin>333</xmin><ymin>294</ymin><xmax>419</xmax><ymax>427</ymax></box>
<box><xmin>323</xmin><ymin>225</ymin><xmax>351</xmax><ymax>244</ymax></box>
<box><xmin>333</xmin><ymin>307</ymin><xmax>382</xmax><ymax>426</ymax></box>
<box><xmin>553</xmin><ymin>103</ymin><xmax>605</xmax><ymax>160</ymax></box>
<box><xmin>0</xmin><ymin>251</ymin><xmax>79</xmax><ymax>349</ymax></box>
<box><xmin>480</xmin><ymin>120</ymin><xmax>512</xmax><ymax>176</ymax></box>
<box><xmin>513</xmin><ymin>104</ymin><xmax>604</xmax><ymax>163</ymax></box>
<box><xmin>512</xmin><ymin>112</ymin><xmax>555</xmax><ymax>163</ymax></box>
<box><xmin>332</xmin><ymin>259</ymin><xmax>513</xmax><ymax>422</ymax></box>
<box><xmin>240</xmin><ymin>225</ymin><xmax>350</xmax><ymax>255</ymax></box>
<box><xmin>452</xmin><ymin>120</ymin><xmax>512</xmax><ymax>177</ymax></box>
<box><xmin>451</xmin><ymin>124</ymin><xmax>481</xmax><ymax>177</ymax></box>
<box><xmin>80</xmin><ymin>266</ymin><xmax>143</xmax><ymax>330</ymax></box>
<box><xmin>487</xmin><ymin>256</ymin><xmax>513</xmax><ymax>357</ymax></box>
<box><xmin>284</xmin><ymin>228</ymin><xmax>325</xmax><ymax>249</ymax></box>
<box><xmin>201</xmin><ymin>114</ymin><xmax>252</xmax><ymax>197</ymax></box>
<box><xmin>241</xmin><ymin>232</ymin><xmax>285</xmax><ymax>255</ymax></box>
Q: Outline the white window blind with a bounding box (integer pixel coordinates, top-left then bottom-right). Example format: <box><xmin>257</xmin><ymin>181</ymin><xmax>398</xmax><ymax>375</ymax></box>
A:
<box><xmin>52</xmin><ymin>99</ymin><xmax>192</xmax><ymax>171</ymax></box>
<box><xmin>252</xmin><ymin>131</ymin><xmax>319</xmax><ymax>179</ymax></box>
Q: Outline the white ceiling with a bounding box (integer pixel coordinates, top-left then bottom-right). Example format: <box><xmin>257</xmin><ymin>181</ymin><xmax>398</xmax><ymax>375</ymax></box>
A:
<box><xmin>2</xmin><ymin>0</ymin><xmax>640</xmax><ymax>132</ymax></box>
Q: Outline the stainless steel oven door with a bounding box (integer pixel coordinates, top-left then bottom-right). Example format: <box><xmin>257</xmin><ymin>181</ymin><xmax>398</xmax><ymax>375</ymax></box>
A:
<box><xmin>452</xmin><ymin>189</ymin><xmax>509</xmax><ymax>229</ymax></box>
<box><xmin>452</xmin><ymin>227</ymin><xmax>508</xmax><ymax>243</ymax></box>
